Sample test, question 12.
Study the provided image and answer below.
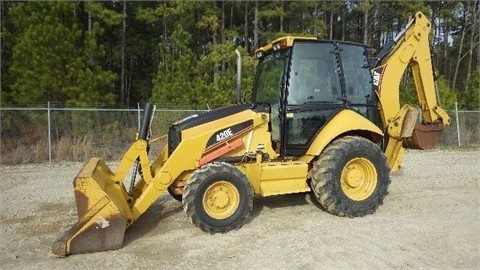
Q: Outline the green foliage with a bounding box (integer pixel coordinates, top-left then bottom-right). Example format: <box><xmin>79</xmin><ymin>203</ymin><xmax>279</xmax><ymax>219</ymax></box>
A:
<box><xmin>435</xmin><ymin>76</ymin><xmax>458</xmax><ymax>109</ymax></box>
<box><xmin>149</xmin><ymin>2</ymin><xmax>253</xmax><ymax>109</ymax></box>
<box><xmin>150</xmin><ymin>23</ymin><xmax>238</xmax><ymax>108</ymax></box>
<box><xmin>459</xmin><ymin>68</ymin><xmax>480</xmax><ymax>110</ymax></box>
<box><xmin>236</xmin><ymin>46</ymin><xmax>257</xmax><ymax>102</ymax></box>
<box><xmin>259</xmin><ymin>2</ymin><xmax>285</xmax><ymax>21</ymax></box>
<box><xmin>151</xmin><ymin>26</ymin><xmax>201</xmax><ymax>107</ymax></box>
<box><xmin>4</xmin><ymin>2</ymin><xmax>116</xmax><ymax>106</ymax></box>
<box><xmin>197</xmin><ymin>12</ymin><xmax>220</xmax><ymax>32</ymax></box>
<box><xmin>0</xmin><ymin>1</ymin><xmax>477</xmax><ymax>110</ymax></box>
<box><xmin>85</xmin><ymin>0</ymin><xmax>123</xmax><ymax>26</ymax></box>
<box><xmin>400</xmin><ymin>75</ymin><xmax>457</xmax><ymax>110</ymax></box>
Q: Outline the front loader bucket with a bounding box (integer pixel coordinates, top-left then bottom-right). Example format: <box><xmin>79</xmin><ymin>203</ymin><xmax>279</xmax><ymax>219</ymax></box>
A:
<box><xmin>403</xmin><ymin>123</ymin><xmax>445</xmax><ymax>150</ymax></box>
<box><xmin>52</xmin><ymin>158</ymin><xmax>130</xmax><ymax>257</ymax></box>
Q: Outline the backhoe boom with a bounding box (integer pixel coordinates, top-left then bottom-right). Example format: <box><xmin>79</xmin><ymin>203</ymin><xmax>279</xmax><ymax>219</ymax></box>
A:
<box><xmin>372</xmin><ymin>12</ymin><xmax>451</xmax><ymax>171</ymax></box>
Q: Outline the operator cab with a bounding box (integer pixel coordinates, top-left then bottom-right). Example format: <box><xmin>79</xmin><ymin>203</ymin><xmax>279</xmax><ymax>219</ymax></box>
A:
<box><xmin>252</xmin><ymin>37</ymin><xmax>378</xmax><ymax>157</ymax></box>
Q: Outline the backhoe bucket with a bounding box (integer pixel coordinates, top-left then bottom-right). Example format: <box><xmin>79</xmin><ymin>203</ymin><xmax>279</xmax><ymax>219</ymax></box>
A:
<box><xmin>52</xmin><ymin>158</ymin><xmax>130</xmax><ymax>257</ymax></box>
<box><xmin>403</xmin><ymin>123</ymin><xmax>444</xmax><ymax>150</ymax></box>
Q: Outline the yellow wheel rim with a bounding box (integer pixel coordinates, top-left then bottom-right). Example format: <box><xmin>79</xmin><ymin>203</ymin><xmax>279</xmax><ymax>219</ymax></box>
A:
<box><xmin>203</xmin><ymin>181</ymin><xmax>240</xmax><ymax>219</ymax></box>
<box><xmin>341</xmin><ymin>158</ymin><xmax>377</xmax><ymax>201</ymax></box>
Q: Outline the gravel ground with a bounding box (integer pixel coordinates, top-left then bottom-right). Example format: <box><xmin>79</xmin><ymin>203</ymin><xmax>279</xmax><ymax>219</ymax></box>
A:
<box><xmin>1</xmin><ymin>148</ymin><xmax>479</xmax><ymax>269</ymax></box>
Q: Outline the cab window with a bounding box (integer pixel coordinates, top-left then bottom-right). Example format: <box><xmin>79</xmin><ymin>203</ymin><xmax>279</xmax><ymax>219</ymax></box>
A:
<box><xmin>287</xmin><ymin>42</ymin><xmax>341</xmax><ymax>105</ymax></box>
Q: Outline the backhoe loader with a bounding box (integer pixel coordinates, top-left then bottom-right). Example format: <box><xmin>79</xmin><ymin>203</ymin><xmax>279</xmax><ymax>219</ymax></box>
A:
<box><xmin>53</xmin><ymin>11</ymin><xmax>450</xmax><ymax>256</ymax></box>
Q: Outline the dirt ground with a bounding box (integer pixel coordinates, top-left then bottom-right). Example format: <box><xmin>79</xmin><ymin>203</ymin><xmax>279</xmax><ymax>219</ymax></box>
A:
<box><xmin>1</xmin><ymin>148</ymin><xmax>479</xmax><ymax>269</ymax></box>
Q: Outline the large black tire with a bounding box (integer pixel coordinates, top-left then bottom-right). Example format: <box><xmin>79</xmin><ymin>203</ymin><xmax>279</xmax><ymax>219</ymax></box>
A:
<box><xmin>182</xmin><ymin>162</ymin><xmax>253</xmax><ymax>233</ymax></box>
<box><xmin>311</xmin><ymin>136</ymin><xmax>390</xmax><ymax>217</ymax></box>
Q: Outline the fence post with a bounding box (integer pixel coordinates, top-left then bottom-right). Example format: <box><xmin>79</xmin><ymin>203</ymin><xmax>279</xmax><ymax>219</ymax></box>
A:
<box><xmin>137</xmin><ymin>103</ymin><xmax>141</xmax><ymax>130</ymax></box>
<box><xmin>47</xmin><ymin>102</ymin><xmax>52</xmax><ymax>164</ymax></box>
<box><xmin>455</xmin><ymin>101</ymin><xmax>461</xmax><ymax>146</ymax></box>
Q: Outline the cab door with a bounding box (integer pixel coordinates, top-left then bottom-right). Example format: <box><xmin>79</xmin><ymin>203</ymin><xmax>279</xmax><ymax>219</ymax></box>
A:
<box><xmin>282</xmin><ymin>41</ymin><xmax>344</xmax><ymax>156</ymax></box>
<box><xmin>280</xmin><ymin>41</ymin><xmax>378</xmax><ymax>156</ymax></box>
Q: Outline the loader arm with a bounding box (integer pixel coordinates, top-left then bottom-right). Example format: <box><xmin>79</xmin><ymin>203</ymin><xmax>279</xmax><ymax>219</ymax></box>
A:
<box><xmin>53</xmin><ymin>104</ymin><xmax>272</xmax><ymax>256</ymax></box>
<box><xmin>371</xmin><ymin>12</ymin><xmax>451</xmax><ymax>171</ymax></box>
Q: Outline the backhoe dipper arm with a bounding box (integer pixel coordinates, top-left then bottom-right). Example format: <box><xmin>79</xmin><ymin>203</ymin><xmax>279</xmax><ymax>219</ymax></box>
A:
<box><xmin>371</xmin><ymin>12</ymin><xmax>451</xmax><ymax>171</ymax></box>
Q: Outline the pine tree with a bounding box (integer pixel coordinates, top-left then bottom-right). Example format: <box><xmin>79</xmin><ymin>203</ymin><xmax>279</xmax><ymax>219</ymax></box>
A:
<box><xmin>6</xmin><ymin>1</ymin><xmax>116</xmax><ymax>106</ymax></box>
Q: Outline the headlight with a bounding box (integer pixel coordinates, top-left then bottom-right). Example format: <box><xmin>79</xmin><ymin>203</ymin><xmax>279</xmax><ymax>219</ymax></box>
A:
<box><xmin>255</xmin><ymin>50</ymin><xmax>264</xmax><ymax>58</ymax></box>
<box><xmin>273</xmin><ymin>42</ymin><xmax>281</xmax><ymax>51</ymax></box>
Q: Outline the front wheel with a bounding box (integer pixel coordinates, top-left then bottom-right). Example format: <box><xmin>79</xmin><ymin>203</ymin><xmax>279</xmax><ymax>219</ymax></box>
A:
<box><xmin>182</xmin><ymin>162</ymin><xmax>253</xmax><ymax>233</ymax></box>
<box><xmin>311</xmin><ymin>136</ymin><xmax>391</xmax><ymax>217</ymax></box>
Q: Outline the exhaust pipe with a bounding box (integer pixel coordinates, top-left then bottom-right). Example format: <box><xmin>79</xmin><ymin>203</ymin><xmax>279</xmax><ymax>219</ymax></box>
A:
<box><xmin>235</xmin><ymin>49</ymin><xmax>242</xmax><ymax>104</ymax></box>
<box><xmin>138</xmin><ymin>103</ymin><xmax>155</xmax><ymax>140</ymax></box>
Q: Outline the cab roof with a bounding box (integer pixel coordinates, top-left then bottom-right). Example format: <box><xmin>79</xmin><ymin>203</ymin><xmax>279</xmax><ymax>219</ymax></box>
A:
<box><xmin>253</xmin><ymin>36</ymin><xmax>370</xmax><ymax>59</ymax></box>
<box><xmin>254</xmin><ymin>36</ymin><xmax>318</xmax><ymax>59</ymax></box>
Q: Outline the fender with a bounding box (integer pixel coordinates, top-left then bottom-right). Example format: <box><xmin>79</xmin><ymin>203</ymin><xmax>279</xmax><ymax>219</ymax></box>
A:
<box><xmin>301</xmin><ymin>109</ymin><xmax>383</xmax><ymax>161</ymax></box>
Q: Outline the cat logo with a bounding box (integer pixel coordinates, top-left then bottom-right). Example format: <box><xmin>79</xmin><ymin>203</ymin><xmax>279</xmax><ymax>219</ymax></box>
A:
<box><xmin>372</xmin><ymin>70</ymin><xmax>381</xmax><ymax>86</ymax></box>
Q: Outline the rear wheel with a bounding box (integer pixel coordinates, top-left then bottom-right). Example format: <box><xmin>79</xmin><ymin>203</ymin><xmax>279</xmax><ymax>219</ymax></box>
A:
<box><xmin>311</xmin><ymin>136</ymin><xmax>390</xmax><ymax>217</ymax></box>
<box><xmin>182</xmin><ymin>162</ymin><xmax>253</xmax><ymax>233</ymax></box>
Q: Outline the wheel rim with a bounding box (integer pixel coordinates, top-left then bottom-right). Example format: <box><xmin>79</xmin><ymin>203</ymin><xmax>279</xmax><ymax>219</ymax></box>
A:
<box><xmin>340</xmin><ymin>157</ymin><xmax>377</xmax><ymax>201</ymax></box>
<box><xmin>203</xmin><ymin>181</ymin><xmax>240</xmax><ymax>219</ymax></box>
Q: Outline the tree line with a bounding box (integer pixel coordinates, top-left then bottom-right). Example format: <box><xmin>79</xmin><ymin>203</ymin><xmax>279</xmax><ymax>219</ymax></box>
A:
<box><xmin>1</xmin><ymin>1</ymin><xmax>479</xmax><ymax>109</ymax></box>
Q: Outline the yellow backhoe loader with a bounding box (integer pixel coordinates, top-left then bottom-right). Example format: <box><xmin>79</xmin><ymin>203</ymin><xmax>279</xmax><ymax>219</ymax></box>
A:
<box><xmin>53</xmin><ymin>11</ymin><xmax>450</xmax><ymax>256</ymax></box>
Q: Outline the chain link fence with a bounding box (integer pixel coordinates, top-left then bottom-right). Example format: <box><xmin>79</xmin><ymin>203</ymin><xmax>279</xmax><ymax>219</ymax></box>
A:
<box><xmin>441</xmin><ymin>109</ymin><xmax>480</xmax><ymax>147</ymax></box>
<box><xmin>1</xmin><ymin>105</ymin><xmax>478</xmax><ymax>165</ymax></box>
<box><xmin>0</xmin><ymin>105</ymin><xmax>206</xmax><ymax>164</ymax></box>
